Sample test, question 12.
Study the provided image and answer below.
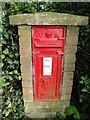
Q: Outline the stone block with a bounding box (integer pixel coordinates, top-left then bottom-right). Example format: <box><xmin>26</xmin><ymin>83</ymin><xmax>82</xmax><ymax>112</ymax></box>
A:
<box><xmin>64</xmin><ymin>63</ymin><xmax>75</xmax><ymax>72</ymax></box>
<box><xmin>9</xmin><ymin>13</ymin><xmax>89</xmax><ymax>26</ymax></box>
<box><xmin>20</xmin><ymin>57</ymin><xmax>32</xmax><ymax>65</ymax></box>
<box><xmin>23</xmin><ymin>94</ymin><xmax>33</xmax><ymax>102</ymax></box>
<box><xmin>19</xmin><ymin>37</ymin><xmax>31</xmax><ymax>48</ymax></box>
<box><xmin>45</xmin><ymin>112</ymin><xmax>56</xmax><ymax>118</ymax></box>
<box><xmin>62</xmin><ymin>79</ymin><xmax>73</xmax><ymax>87</ymax></box>
<box><xmin>20</xmin><ymin>64</ymin><xmax>31</xmax><ymax>73</ymax></box>
<box><xmin>22</xmin><ymin>81</ymin><xmax>33</xmax><ymax>88</ymax></box>
<box><xmin>25</xmin><ymin>106</ymin><xmax>37</xmax><ymax>113</ymax></box>
<box><xmin>18</xmin><ymin>26</ymin><xmax>31</xmax><ymax>37</ymax></box>
<box><xmin>24</xmin><ymin>102</ymin><xmax>46</xmax><ymax>109</ymax></box>
<box><xmin>45</xmin><ymin>101</ymin><xmax>69</xmax><ymax>108</ymax></box>
<box><xmin>61</xmin><ymin>86</ymin><xmax>72</xmax><ymax>94</ymax></box>
<box><xmin>23</xmin><ymin>87</ymin><xmax>33</xmax><ymax>95</ymax></box>
<box><xmin>64</xmin><ymin>46</ymin><xmax>77</xmax><ymax>54</ymax></box>
<box><xmin>37</xmin><ymin>107</ymin><xmax>61</xmax><ymax>113</ymax></box>
<box><xmin>63</xmin><ymin>72</ymin><xmax>74</xmax><ymax>80</ymax></box>
<box><xmin>22</xmin><ymin>72</ymin><xmax>32</xmax><ymax>80</ymax></box>
<box><xmin>61</xmin><ymin>94</ymin><xmax>71</xmax><ymax>100</ymax></box>
<box><xmin>27</xmin><ymin>112</ymin><xmax>45</xmax><ymax>118</ymax></box>
<box><xmin>66</xmin><ymin>26</ymin><xmax>79</xmax><ymax>46</ymax></box>
<box><xmin>19</xmin><ymin>46</ymin><xmax>31</xmax><ymax>57</ymax></box>
<box><xmin>64</xmin><ymin>54</ymin><xmax>76</xmax><ymax>63</ymax></box>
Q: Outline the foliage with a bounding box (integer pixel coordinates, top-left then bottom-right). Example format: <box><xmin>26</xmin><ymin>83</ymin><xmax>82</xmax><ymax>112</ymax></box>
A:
<box><xmin>65</xmin><ymin>105</ymin><xmax>80</xmax><ymax>120</ymax></box>
<box><xmin>1</xmin><ymin>2</ymin><xmax>26</xmax><ymax>119</ymax></box>
<box><xmin>1</xmin><ymin>2</ymin><xmax>90</xmax><ymax>120</ymax></box>
<box><xmin>55</xmin><ymin>112</ymin><xmax>64</xmax><ymax>120</ymax></box>
<box><xmin>79</xmin><ymin>76</ymin><xmax>90</xmax><ymax>120</ymax></box>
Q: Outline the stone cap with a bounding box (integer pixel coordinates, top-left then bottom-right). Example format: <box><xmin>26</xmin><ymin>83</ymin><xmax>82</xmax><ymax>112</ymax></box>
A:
<box><xmin>9</xmin><ymin>12</ymin><xmax>89</xmax><ymax>26</ymax></box>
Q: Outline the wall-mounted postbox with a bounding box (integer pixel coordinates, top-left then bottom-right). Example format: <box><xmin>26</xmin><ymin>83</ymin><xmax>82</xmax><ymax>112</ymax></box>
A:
<box><xmin>32</xmin><ymin>26</ymin><xmax>66</xmax><ymax>101</ymax></box>
<box><xmin>9</xmin><ymin>12</ymin><xmax>88</xmax><ymax>118</ymax></box>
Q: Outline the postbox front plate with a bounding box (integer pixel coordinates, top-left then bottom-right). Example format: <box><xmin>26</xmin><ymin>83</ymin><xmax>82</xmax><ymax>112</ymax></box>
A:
<box><xmin>32</xmin><ymin>26</ymin><xmax>66</xmax><ymax>101</ymax></box>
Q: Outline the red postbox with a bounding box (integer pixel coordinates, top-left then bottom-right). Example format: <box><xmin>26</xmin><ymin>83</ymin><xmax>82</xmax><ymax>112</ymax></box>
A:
<box><xmin>32</xmin><ymin>26</ymin><xmax>66</xmax><ymax>101</ymax></box>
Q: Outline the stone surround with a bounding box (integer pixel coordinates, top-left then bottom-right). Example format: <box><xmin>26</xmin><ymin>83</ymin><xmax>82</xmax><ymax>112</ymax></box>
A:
<box><xmin>9</xmin><ymin>12</ymin><xmax>88</xmax><ymax>118</ymax></box>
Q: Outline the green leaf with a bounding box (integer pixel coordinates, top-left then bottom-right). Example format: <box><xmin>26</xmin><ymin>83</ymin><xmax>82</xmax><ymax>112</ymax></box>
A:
<box><xmin>80</xmin><ymin>95</ymin><xmax>87</xmax><ymax>103</ymax></box>
<box><xmin>82</xmin><ymin>88</ymin><xmax>88</xmax><ymax>92</ymax></box>
<box><xmin>4</xmin><ymin>33</ymin><xmax>9</xmax><ymax>39</ymax></box>
<box><xmin>65</xmin><ymin>105</ymin><xmax>74</xmax><ymax>116</ymax></box>
<box><xmin>65</xmin><ymin>105</ymin><xmax>80</xmax><ymax>119</ymax></box>
<box><xmin>14</xmin><ymin>70</ymin><xmax>18</xmax><ymax>74</ymax></box>
<box><xmin>8</xmin><ymin>75</ymin><xmax>13</xmax><ymax>80</ymax></box>
<box><xmin>0</xmin><ymin>63</ymin><xmax>4</xmax><ymax>68</ymax></box>
<box><xmin>1</xmin><ymin>54</ymin><xmax>5</xmax><ymax>59</ymax></box>
<box><xmin>0</xmin><ymin>77</ymin><xmax>10</xmax><ymax>87</ymax></box>
<box><xmin>0</xmin><ymin>27</ymin><xmax>3</xmax><ymax>32</ymax></box>
<box><xmin>19</xmin><ymin>75</ymin><xmax>22</xmax><ymax>80</ymax></box>
<box><xmin>3</xmin><ymin>48</ymin><xmax>9</xmax><ymax>55</ymax></box>
<box><xmin>5</xmin><ymin>109</ymin><xmax>12</xmax><ymax>117</ymax></box>
<box><xmin>73</xmin><ymin>107</ymin><xmax>80</xmax><ymax>119</ymax></box>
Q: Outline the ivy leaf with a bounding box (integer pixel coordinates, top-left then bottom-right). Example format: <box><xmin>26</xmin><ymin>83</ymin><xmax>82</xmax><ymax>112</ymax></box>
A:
<box><xmin>82</xmin><ymin>88</ymin><xmax>88</xmax><ymax>92</ymax></box>
<box><xmin>8</xmin><ymin>75</ymin><xmax>13</xmax><ymax>80</ymax></box>
<box><xmin>65</xmin><ymin>105</ymin><xmax>80</xmax><ymax>119</ymax></box>
<box><xmin>0</xmin><ymin>77</ymin><xmax>10</xmax><ymax>87</ymax></box>
<box><xmin>0</xmin><ymin>27</ymin><xmax>3</xmax><ymax>32</ymax></box>
<box><xmin>0</xmin><ymin>62</ymin><xmax>4</xmax><ymax>68</ymax></box>
<box><xmin>1</xmin><ymin>54</ymin><xmax>5</xmax><ymax>59</ymax></box>
<box><xmin>3</xmin><ymin>48</ymin><xmax>9</xmax><ymax>55</ymax></box>
<box><xmin>14</xmin><ymin>70</ymin><xmax>18</xmax><ymax>74</ymax></box>
<box><xmin>19</xmin><ymin>75</ymin><xmax>22</xmax><ymax>80</ymax></box>
<box><xmin>5</xmin><ymin>109</ymin><xmax>12</xmax><ymax>117</ymax></box>
<box><xmin>4</xmin><ymin>33</ymin><xmax>9</xmax><ymax>39</ymax></box>
<box><xmin>80</xmin><ymin>95</ymin><xmax>86</xmax><ymax>103</ymax></box>
<box><xmin>65</xmin><ymin>105</ymin><xmax>74</xmax><ymax>116</ymax></box>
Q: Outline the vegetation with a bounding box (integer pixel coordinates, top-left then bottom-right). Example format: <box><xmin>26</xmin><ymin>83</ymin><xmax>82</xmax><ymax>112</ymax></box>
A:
<box><xmin>1</xmin><ymin>2</ymin><xmax>90</xmax><ymax>120</ymax></box>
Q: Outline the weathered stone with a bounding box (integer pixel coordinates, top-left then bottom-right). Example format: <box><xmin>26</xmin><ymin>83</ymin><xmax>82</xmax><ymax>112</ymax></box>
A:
<box><xmin>20</xmin><ymin>64</ymin><xmax>31</xmax><ymax>73</ymax></box>
<box><xmin>64</xmin><ymin>46</ymin><xmax>77</xmax><ymax>54</ymax></box>
<box><xmin>23</xmin><ymin>87</ymin><xmax>33</xmax><ymax>95</ymax></box>
<box><xmin>64</xmin><ymin>54</ymin><xmax>76</xmax><ymax>63</ymax></box>
<box><xmin>61</xmin><ymin>94</ymin><xmax>71</xmax><ymax>100</ymax></box>
<box><xmin>19</xmin><ymin>37</ymin><xmax>31</xmax><ymax>48</ymax></box>
<box><xmin>27</xmin><ymin>112</ymin><xmax>46</xmax><ymax>118</ymax></box>
<box><xmin>62</xmin><ymin>79</ymin><xmax>73</xmax><ymax>87</ymax></box>
<box><xmin>9</xmin><ymin>12</ymin><xmax>89</xmax><ymax>26</ymax></box>
<box><xmin>22</xmin><ymin>72</ymin><xmax>32</xmax><ymax>80</ymax></box>
<box><xmin>37</xmin><ymin>107</ymin><xmax>65</xmax><ymax>113</ymax></box>
<box><xmin>63</xmin><ymin>72</ymin><xmax>74</xmax><ymax>80</ymax></box>
<box><xmin>19</xmin><ymin>46</ymin><xmax>31</xmax><ymax>57</ymax></box>
<box><xmin>18</xmin><ymin>26</ymin><xmax>31</xmax><ymax>37</ymax></box>
<box><xmin>66</xmin><ymin>26</ymin><xmax>79</xmax><ymax>46</ymax></box>
<box><xmin>22</xmin><ymin>81</ymin><xmax>33</xmax><ymax>88</ymax></box>
<box><xmin>64</xmin><ymin>63</ymin><xmax>75</xmax><ymax>72</ymax></box>
<box><xmin>61</xmin><ymin>86</ymin><xmax>72</xmax><ymax>94</ymax></box>
<box><xmin>20</xmin><ymin>57</ymin><xmax>32</xmax><ymax>65</ymax></box>
<box><xmin>23</xmin><ymin>94</ymin><xmax>33</xmax><ymax>102</ymax></box>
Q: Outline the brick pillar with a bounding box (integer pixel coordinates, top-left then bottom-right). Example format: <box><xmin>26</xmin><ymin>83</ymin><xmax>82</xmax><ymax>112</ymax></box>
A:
<box><xmin>61</xmin><ymin>26</ymin><xmax>79</xmax><ymax>100</ymax></box>
<box><xmin>18</xmin><ymin>26</ymin><xmax>33</xmax><ymax>113</ymax></box>
<box><xmin>9</xmin><ymin>12</ymin><xmax>88</xmax><ymax>118</ymax></box>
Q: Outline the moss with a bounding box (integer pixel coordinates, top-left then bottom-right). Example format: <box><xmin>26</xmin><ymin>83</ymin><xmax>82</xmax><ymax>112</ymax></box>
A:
<box><xmin>9</xmin><ymin>12</ymin><xmax>89</xmax><ymax>26</ymax></box>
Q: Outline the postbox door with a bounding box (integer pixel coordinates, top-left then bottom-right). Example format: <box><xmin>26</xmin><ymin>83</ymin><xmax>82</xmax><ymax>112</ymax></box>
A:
<box><xmin>32</xmin><ymin>26</ymin><xmax>66</xmax><ymax>101</ymax></box>
<box><xmin>34</xmin><ymin>55</ymin><xmax>62</xmax><ymax>100</ymax></box>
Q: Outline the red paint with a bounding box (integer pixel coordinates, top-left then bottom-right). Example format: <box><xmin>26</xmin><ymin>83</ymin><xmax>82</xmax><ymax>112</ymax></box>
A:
<box><xmin>32</xmin><ymin>26</ymin><xmax>66</xmax><ymax>101</ymax></box>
